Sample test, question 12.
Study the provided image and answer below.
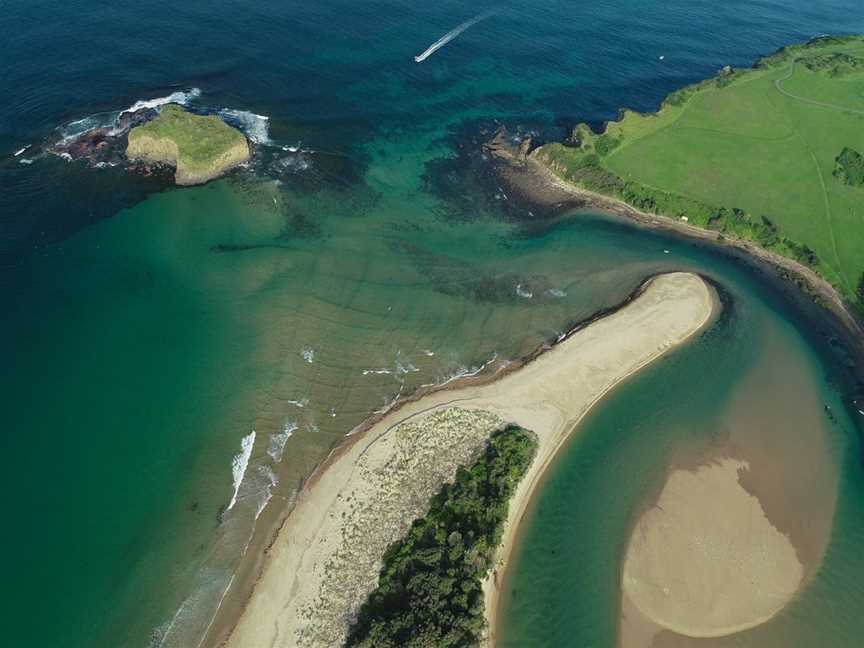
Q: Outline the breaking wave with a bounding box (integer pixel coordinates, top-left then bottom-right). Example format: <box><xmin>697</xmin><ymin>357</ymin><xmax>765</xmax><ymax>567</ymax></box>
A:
<box><xmin>267</xmin><ymin>422</ymin><xmax>297</xmax><ymax>462</ymax></box>
<box><xmin>55</xmin><ymin>88</ymin><xmax>201</xmax><ymax>143</ymax></box>
<box><xmin>126</xmin><ymin>87</ymin><xmax>201</xmax><ymax>113</ymax></box>
<box><xmin>516</xmin><ymin>284</ymin><xmax>534</xmax><ymax>299</ymax></box>
<box><xmin>253</xmin><ymin>466</ymin><xmax>278</xmax><ymax>520</ymax></box>
<box><xmin>226</xmin><ymin>431</ymin><xmax>256</xmax><ymax>512</ymax></box>
<box><xmin>218</xmin><ymin>108</ymin><xmax>271</xmax><ymax>144</ymax></box>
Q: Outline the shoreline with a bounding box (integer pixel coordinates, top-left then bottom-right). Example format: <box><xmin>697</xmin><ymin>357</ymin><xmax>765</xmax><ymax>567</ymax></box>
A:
<box><xmin>480</xmin><ymin>277</ymin><xmax>716</xmax><ymax>648</ymax></box>
<box><xmin>206</xmin><ymin>272</ymin><xmax>716</xmax><ymax>648</ymax></box>
<box><xmin>484</xmin><ymin>132</ymin><xmax>864</xmax><ymax>376</ymax></box>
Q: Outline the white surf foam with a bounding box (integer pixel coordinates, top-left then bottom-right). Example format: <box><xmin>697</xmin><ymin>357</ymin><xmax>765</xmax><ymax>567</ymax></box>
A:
<box><xmin>546</xmin><ymin>287</ymin><xmax>567</xmax><ymax>298</ymax></box>
<box><xmin>57</xmin><ymin>88</ymin><xmax>201</xmax><ymax>144</ymax></box>
<box><xmin>363</xmin><ymin>368</ymin><xmax>393</xmax><ymax>376</ymax></box>
<box><xmin>254</xmin><ymin>466</ymin><xmax>278</xmax><ymax>520</ymax></box>
<box><xmin>57</xmin><ymin>114</ymin><xmax>114</xmax><ymax>142</ymax></box>
<box><xmin>218</xmin><ymin>108</ymin><xmax>271</xmax><ymax>144</ymax></box>
<box><xmin>267</xmin><ymin>421</ymin><xmax>297</xmax><ymax>462</ymax></box>
<box><xmin>126</xmin><ymin>88</ymin><xmax>201</xmax><ymax>114</ymax></box>
<box><xmin>516</xmin><ymin>284</ymin><xmax>533</xmax><ymax>299</ymax></box>
<box><xmin>395</xmin><ymin>351</ymin><xmax>419</xmax><ymax>377</ymax></box>
<box><xmin>18</xmin><ymin>158</ymin><xmax>34</xmax><ymax>165</ymax></box>
<box><xmin>414</xmin><ymin>9</ymin><xmax>496</xmax><ymax>63</ymax></box>
<box><xmin>286</xmin><ymin>397</ymin><xmax>309</xmax><ymax>408</ymax></box>
<box><xmin>425</xmin><ymin>352</ymin><xmax>500</xmax><ymax>389</ymax></box>
<box><xmin>226</xmin><ymin>431</ymin><xmax>256</xmax><ymax>512</ymax></box>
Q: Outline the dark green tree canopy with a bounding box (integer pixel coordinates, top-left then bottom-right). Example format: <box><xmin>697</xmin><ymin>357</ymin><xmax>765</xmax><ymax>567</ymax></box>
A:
<box><xmin>345</xmin><ymin>426</ymin><xmax>536</xmax><ymax>648</ymax></box>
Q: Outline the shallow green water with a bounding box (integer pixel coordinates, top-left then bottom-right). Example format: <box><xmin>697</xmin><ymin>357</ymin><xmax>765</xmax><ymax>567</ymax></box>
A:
<box><xmin>5</xmin><ymin>165</ymin><xmax>862</xmax><ymax>647</ymax></box>
<box><xmin>4</xmin><ymin>2</ymin><xmax>864</xmax><ymax>644</ymax></box>
<box><xmin>499</xmin><ymin>259</ymin><xmax>864</xmax><ymax>647</ymax></box>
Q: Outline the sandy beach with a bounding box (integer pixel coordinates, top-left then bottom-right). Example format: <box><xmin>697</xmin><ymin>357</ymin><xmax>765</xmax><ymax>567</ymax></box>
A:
<box><xmin>216</xmin><ymin>272</ymin><xmax>715</xmax><ymax>648</ymax></box>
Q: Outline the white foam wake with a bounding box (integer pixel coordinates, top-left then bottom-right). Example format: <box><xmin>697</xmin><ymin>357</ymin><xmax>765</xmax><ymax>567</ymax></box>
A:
<box><xmin>226</xmin><ymin>431</ymin><xmax>256</xmax><ymax>512</ymax></box>
<box><xmin>125</xmin><ymin>88</ymin><xmax>201</xmax><ymax>113</ymax></box>
<box><xmin>218</xmin><ymin>108</ymin><xmax>271</xmax><ymax>144</ymax></box>
<box><xmin>414</xmin><ymin>9</ymin><xmax>496</xmax><ymax>63</ymax></box>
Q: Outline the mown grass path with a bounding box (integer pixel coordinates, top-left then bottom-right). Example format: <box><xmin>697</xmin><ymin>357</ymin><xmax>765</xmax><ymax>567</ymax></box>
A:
<box><xmin>775</xmin><ymin>62</ymin><xmax>864</xmax><ymax>116</ymax></box>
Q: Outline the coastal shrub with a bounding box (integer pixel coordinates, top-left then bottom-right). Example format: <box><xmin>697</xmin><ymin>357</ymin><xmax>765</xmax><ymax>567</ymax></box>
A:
<box><xmin>594</xmin><ymin>135</ymin><xmax>622</xmax><ymax>157</ymax></box>
<box><xmin>535</xmin><ymin>141</ymin><xmax>837</xmax><ymax>288</ymax></box>
<box><xmin>345</xmin><ymin>426</ymin><xmax>537</xmax><ymax>648</ymax></box>
<box><xmin>663</xmin><ymin>87</ymin><xmax>695</xmax><ymax>107</ymax></box>
<box><xmin>857</xmin><ymin>273</ymin><xmax>864</xmax><ymax>303</ymax></box>
<box><xmin>801</xmin><ymin>53</ymin><xmax>864</xmax><ymax>77</ymax></box>
<box><xmin>834</xmin><ymin>147</ymin><xmax>864</xmax><ymax>186</ymax></box>
<box><xmin>784</xmin><ymin>240</ymin><xmax>820</xmax><ymax>268</ymax></box>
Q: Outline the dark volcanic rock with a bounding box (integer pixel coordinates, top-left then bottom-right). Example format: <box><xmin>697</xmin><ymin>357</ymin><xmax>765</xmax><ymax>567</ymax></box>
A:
<box><xmin>53</xmin><ymin>107</ymin><xmax>160</xmax><ymax>168</ymax></box>
<box><xmin>116</xmin><ymin>107</ymin><xmax>158</xmax><ymax>132</ymax></box>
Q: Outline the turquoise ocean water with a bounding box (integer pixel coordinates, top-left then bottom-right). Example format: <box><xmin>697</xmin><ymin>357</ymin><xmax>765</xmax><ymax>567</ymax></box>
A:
<box><xmin>2</xmin><ymin>1</ymin><xmax>863</xmax><ymax>646</ymax></box>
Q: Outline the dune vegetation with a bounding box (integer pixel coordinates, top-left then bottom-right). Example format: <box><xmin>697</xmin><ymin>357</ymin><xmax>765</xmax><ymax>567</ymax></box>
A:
<box><xmin>534</xmin><ymin>35</ymin><xmax>864</xmax><ymax>311</ymax></box>
<box><xmin>345</xmin><ymin>425</ymin><xmax>537</xmax><ymax>648</ymax></box>
<box><xmin>126</xmin><ymin>104</ymin><xmax>249</xmax><ymax>185</ymax></box>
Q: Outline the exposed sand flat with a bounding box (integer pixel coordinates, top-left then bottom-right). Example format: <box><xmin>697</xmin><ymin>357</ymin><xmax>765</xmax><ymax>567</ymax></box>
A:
<box><xmin>218</xmin><ymin>272</ymin><xmax>715</xmax><ymax>648</ymax></box>
<box><xmin>622</xmin><ymin>459</ymin><xmax>804</xmax><ymax>640</ymax></box>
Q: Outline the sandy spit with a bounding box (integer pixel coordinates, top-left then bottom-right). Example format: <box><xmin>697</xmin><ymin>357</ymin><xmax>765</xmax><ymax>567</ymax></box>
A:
<box><xmin>215</xmin><ymin>272</ymin><xmax>715</xmax><ymax>648</ymax></box>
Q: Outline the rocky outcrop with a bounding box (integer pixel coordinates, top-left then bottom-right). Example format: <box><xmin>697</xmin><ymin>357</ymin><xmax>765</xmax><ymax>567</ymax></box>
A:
<box><xmin>125</xmin><ymin>105</ymin><xmax>250</xmax><ymax>185</ymax></box>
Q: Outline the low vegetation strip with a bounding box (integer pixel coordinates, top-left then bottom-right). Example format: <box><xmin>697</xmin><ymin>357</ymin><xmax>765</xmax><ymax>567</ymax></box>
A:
<box><xmin>345</xmin><ymin>425</ymin><xmax>537</xmax><ymax>648</ymax></box>
<box><xmin>533</xmin><ymin>35</ymin><xmax>864</xmax><ymax>311</ymax></box>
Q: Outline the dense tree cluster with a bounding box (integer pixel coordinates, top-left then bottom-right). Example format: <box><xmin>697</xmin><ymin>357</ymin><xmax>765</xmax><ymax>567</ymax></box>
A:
<box><xmin>345</xmin><ymin>426</ymin><xmax>537</xmax><ymax>648</ymax></box>
<box><xmin>834</xmin><ymin>147</ymin><xmax>864</xmax><ymax>187</ymax></box>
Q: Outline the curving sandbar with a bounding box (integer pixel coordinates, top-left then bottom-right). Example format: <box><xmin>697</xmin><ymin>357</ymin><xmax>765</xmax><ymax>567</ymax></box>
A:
<box><xmin>214</xmin><ymin>272</ymin><xmax>716</xmax><ymax>648</ymax></box>
<box><xmin>622</xmin><ymin>458</ymin><xmax>804</xmax><ymax>638</ymax></box>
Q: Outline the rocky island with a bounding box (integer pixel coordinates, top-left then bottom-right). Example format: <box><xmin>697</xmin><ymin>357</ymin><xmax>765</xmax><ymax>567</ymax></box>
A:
<box><xmin>126</xmin><ymin>104</ymin><xmax>250</xmax><ymax>185</ymax></box>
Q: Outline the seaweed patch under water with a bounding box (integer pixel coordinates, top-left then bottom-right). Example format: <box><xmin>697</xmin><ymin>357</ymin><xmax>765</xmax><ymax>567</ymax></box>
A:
<box><xmin>392</xmin><ymin>239</ymin><xmax>558</xmax><ymax>305</ymax></box>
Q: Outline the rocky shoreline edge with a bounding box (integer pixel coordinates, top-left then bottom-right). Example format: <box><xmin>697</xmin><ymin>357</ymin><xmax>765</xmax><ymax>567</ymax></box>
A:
<box><xmin>483</xmin><ymin>129</ymin><xmax>864</xmax><ymax>378</ymax></box>
<box><xmin>52</xmin><ymin>103</ymin><xmax>251</xmax><ymax>185</ymax></box>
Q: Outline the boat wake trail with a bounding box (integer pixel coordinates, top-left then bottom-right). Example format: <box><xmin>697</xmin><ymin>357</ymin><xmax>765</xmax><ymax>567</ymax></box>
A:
<box><xmin>414</xmin><ymin>9</ymin><xmax>496</xmax><ymax>63</ymax></box>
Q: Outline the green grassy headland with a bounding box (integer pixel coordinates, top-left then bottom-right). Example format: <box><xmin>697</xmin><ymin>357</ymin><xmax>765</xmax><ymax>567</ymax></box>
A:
<box><xmin>345</xmin><ymin>425</ymin><xmax>537</xmax><ymax>648</ymax></box>
<box><xmin>126</xmin><ymin>104</ymin><xmax>250</xmax><ymax>185</ymax></box>
<box><xmin>534</xmin><ymin>35</ymin><xmax>864</xmax><ymax>311</ymax></box>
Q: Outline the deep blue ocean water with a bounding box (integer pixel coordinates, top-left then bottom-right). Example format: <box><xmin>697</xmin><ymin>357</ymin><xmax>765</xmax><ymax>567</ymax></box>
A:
<box><xmin>2</xmin><ymin>2</ymin><xmax>864</xmax><ymax>647</ymax></box>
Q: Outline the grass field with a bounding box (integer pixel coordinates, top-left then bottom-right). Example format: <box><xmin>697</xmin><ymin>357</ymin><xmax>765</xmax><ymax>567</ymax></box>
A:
<box><xmin>536</xmin><ymin>36</ymin><xmax>864</xmax><ymax>306</ymax></box>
